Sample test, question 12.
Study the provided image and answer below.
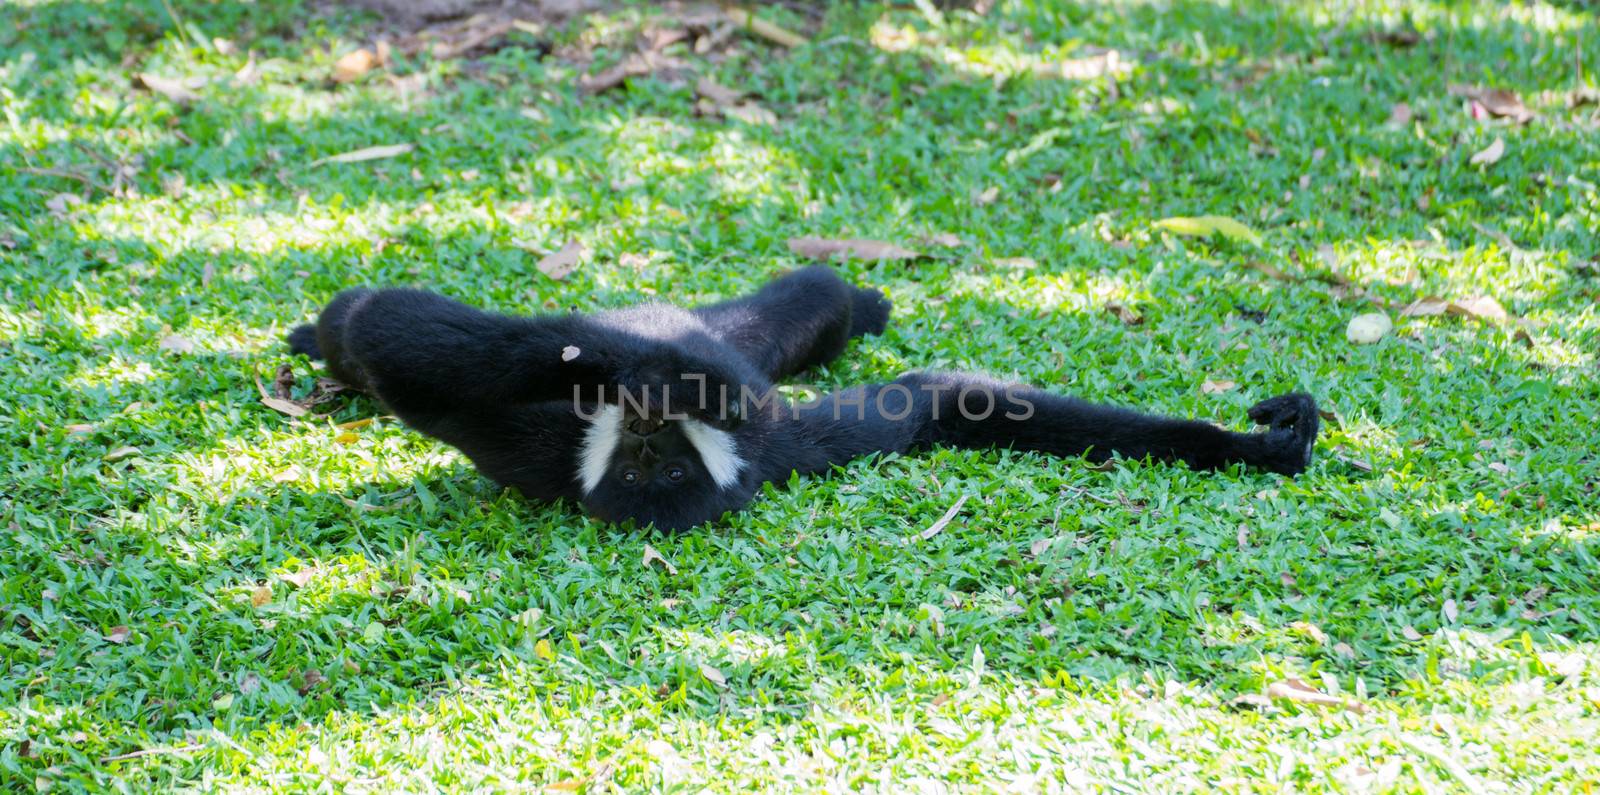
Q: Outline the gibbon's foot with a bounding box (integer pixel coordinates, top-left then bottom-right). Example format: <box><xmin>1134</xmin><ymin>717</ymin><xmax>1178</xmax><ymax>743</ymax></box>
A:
<box><xmin>1247</xmin><ymin>392</ymin><xmax>1321</xmax><ymax>476</ymax></box>
<box><xmin>850</xmin><ymin>287</ymin><xmax>893</xmax><ymax>337</ymax></box>
<box><xmin>618</xmin><ymin>352</ymin><xmax>746</xmax><ymax>430</ymax></box>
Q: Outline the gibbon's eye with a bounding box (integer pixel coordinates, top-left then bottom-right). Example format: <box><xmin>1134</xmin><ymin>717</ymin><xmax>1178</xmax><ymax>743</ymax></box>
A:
<box><xmin>664</xmin><ymin>466</ymin><xmax>686</xmax><ymax>483</ymax></box>
<box><xmin>621</xmin><ymin>469</ymin><xmax>641</xmax><ymax>485</ymax></box>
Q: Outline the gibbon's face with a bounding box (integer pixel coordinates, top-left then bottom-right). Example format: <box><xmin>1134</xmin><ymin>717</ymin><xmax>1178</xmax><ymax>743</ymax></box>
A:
<box><xmin>576</xmin><ymin>404</ymin><xmax>752</xmax><ymax>530</ymax></box>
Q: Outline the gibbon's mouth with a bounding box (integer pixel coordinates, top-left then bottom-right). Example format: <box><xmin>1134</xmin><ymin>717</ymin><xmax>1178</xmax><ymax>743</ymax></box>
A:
<box><xmin>576</xmin><ymin>404</ymin><xmax>746</xmax><ymax>495</ymax></box>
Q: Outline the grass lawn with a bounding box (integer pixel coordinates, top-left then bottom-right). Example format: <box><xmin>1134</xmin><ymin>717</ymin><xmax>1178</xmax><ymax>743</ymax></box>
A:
<box><xmin>3</xmin><ymin>0</ymin><xmax>1599</xmax><ymax>790</ymax></box>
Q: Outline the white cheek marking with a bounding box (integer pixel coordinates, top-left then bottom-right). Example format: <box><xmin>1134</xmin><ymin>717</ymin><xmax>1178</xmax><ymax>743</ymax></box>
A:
<box><xmin>576</xmin><ymin>404</ymin><xmax>623</xmax><ymax>495</ymax></box>
<box><xmin>679</xmin><ymin>419</ymin><xmax>746</xmax><ymax>490</ymax></box>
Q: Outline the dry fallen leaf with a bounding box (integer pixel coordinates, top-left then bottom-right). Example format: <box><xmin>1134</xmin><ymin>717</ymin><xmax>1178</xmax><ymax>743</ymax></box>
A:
<box><xmin>920</xmin><ymin>233</ymin><xmax>963</xmax><ymax>248</ymax></box>
<box><xmin>260</xmin><ymin>396</ymin><xmax>309</xmax><ymax>417</ymax></box>
<box><xmin>1442</xmin><ymin>598</ymin><xmax>1459</xmax><ymax>623</ymax></box>
<box><xmin>158</xmin><ymin>334</ymin><xmax>195</xmax><ymax>354</ymax></box>
<box><xmin>642</xmin><ymin>543</ymin><xmax>678</xmax><ymax>575</ymax></box>
<box><xmin>133</xmin><ymin>73</ymin><xmax>200</xmax><ymax>103</ymax></box>
<box><xmin>1034</xmin><ymin>49</ymin><xmax>1127</xmax><ymax>80</ymax></box>
<box><xmin>1446</xmin><ymin>295</ymin><xmax>1508</xmax><ymax>322</ymax></box>
<box><xmin>333</xmin><ymin>41</ymin><xmax>390</xmax><ymax>83</ymax></box>
<box><xmin>1200</xmin><ymin>379</ymin><xmax>1237</xmax><ymax>395</ymax></box>
<box><xmin>1266</xmin><ymin>678</ymin><xmax>1367</xmax><ymax>713</ymax></box>
<box><xmin>1153</xmin><ymin>215</ymin><xmax>1263</xmax><ymax>246</ymax></box>
<box><xmin>919</xmin><ymin>494</ymin><xmax>969</xmax><ymax>541</ymax></box>
<box><xmin>1449</xmin><ymin>84</ymin><xmax>1534</xmax><ymax>123</ymax></box>
<box><xmin>1028</xmin><ymin>537</ymin><xmax>1053</xmax><ymax>558</ymax></box>
<box><xmin>695</xmin><ymin>76</ymin><xmax>742</xmax><ymax>106</ymax></box>
<box><xmin>1245</xmin><ymin>260</ymin><xmax>1293</xmax><ymax>280</ymax></box>
<box><xmin>787</xmin><ymin>237</ymin><xmax>919</xmax><ymax>262</ymax></box>
<box><xmin>699</xmin><ymin>662</ymin><xmax>728</xmax><ymax>687</ymax></box>
<box><xmin>250</xmin><ymin>585</ymin><xmax>272</xmax><ymax>608</ymax></box>
<box><xmin>1400</xmin><ymin>297</ymin><xmax>1450</xmax><ymax>317</ymax></box>
<box><xmin>974</xmin><ymin>186</ymin><xmax>1001</xmax><ymax>206</ymax></box>
<box><xmin>1401</xmin><ymin>625</ymin><xmax>1424</xmax><ymax>641</ymax></box>
<box><xmin>579</xmin><ymin>52</ymin><xmax>682</xmax><ymax>94</ymax></box>
<box><xmin>1469</xmin><ymin>137</ymin><xmax>1505</xmax><ymax>167</ymax></box>
<box><xmin>1346</xmin><ymin>312</ymin><xmax>1393</xmax><ymax>344</ymax></box>
<box><xmin>103</xmin><ymin>446</ymin><xmax>141</xmax><ymax>462</ymax></box>
<box><xmin>280</xmin><ymin>567</ymin><xmax>317</xmax><ymax>588</ymax></box>
<box><xmin>105</xmin><ymin>625</ymin><xmax>131</xmax><ymax>644</ymax></box>
<box><xmin>310</xmin><ymin>143</ymin><xmax>415</xmax><ymax>167</ymax></box>
<box><xmin>1104</xmin><ymin>303</ymin><xmax>1143</xmax><ymax>326</ymax></box>
<box><xmin>536</xmin><ymin>241</ymin><xmax>586</xmax><ymax>280</ymax></box>
<box><xmin>1387</xmin><ymin>101</ymin><xmax>1413</xmax><ymax>127</ymax></box>
<box><xmin>1289</xmin><ymin>621</ymin><xmax>1329</xmax><ymax>644</ymax></box>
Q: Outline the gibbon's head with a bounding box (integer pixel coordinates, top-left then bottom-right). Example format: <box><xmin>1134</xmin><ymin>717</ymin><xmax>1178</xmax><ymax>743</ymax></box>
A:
<box><xmin>575</xmin><ymin>403</ymin><xmax>752</xmax><ymax>530</ymax></box>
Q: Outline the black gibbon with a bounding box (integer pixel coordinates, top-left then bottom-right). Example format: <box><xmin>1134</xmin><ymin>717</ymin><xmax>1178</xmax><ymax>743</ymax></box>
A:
<box><xmin>287</xmin><ymin>266</ymin><xmax>1319</xmax><ymax>530</ymax></box>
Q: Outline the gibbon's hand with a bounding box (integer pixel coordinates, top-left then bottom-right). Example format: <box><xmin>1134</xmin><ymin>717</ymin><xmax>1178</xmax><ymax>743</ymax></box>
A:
<box><xmin>1245</xmin><ymin>392</ymin><xmax>1321</xmax><ymax>476</ymax></box>
<box><xmin>617</xmin><ymin>344</ymin><xmax>746</xmax><ymax>429</ymax></box>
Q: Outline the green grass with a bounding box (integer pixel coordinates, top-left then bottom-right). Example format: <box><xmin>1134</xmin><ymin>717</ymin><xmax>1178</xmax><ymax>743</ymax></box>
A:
<box><xmin>3</xmin><ymin>0</ymin><xmax>1599</xmax><ymax>790</ymax></box>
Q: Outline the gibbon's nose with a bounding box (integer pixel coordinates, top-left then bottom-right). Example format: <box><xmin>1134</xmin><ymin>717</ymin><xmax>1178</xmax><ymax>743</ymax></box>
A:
<box><xmin>627</xmin><ymin>415</ymin><xmax>666</xmax><ymax>437</ymax></box>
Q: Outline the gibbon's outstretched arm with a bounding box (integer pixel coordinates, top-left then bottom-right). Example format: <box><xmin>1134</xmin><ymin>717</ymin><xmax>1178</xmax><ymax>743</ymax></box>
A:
<box><xmin>776</xmin><ymin>372</ymin><xmax>1319</xmax><ymax>480</ymax></box>
<box><xmin>288</xmin><ymin>288</ymin><xmax>749</xmax><ymax>424</ymax></box>
<box><xmin>694</xmin><ymin>265</ymin><xmax>892</xmax><ymax>380</ymax></box>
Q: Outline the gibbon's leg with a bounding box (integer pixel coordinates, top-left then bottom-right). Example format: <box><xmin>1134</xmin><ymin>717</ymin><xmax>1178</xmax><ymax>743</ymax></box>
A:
<box><xmin>287</xmin><ymin>288</ymin><xmax>751</xmax><ymax>425</ymax></box>
<box><xmin>695</xmin><ymin>266</ymin><xmax>892</xmax><ymax>380</ymax></box>
<box><xmin>778</xmin><ymin>373</ymin><xmax>1319</xmax><ymax>478</ymax></box>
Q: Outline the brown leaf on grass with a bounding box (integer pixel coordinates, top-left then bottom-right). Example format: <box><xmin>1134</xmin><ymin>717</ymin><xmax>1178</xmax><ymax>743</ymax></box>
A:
<box><xmin>721</xmin><ymin>5</ymin><xmax>807</xmax><ymax>48</ymax></box>
<box><xmin>695</xmin><ymin>76</ymin><xmax>742</xmax><ymax>106</ymax></box>
<box><xmin>1446</xmin><ymin>296</ymin><xmax>1508</xmax><ymax>322</ymax></box>
<box><xmin>919</xmin><ymin>494</ymin><xmax>969</xmax><ymax>541</ymax></box>
<box><xmin>973</xmin><ymin>186</ymin><xmax>1001</xmax><ymax>206</ymax></box>
<box><xmin>1104</xmin><ymin>303</ymin><xmax>1143</xmax><ymax>326</ymax></box>
<box><xmin>103</xmin><ymin>446</ymin><xmax>141</xmax><ymax>462</ymax></box>
<box><xmin>1400</xmin><ymin>297</ymin><xmax>1450</xmax><ymax>317</ymax></box>
<box><xmin>1289</xmin><ymin>621</ymin><xmax>1329</xmax><ymax>644</ymax></box>
<box><xmin>1468</xmin><ymin>137</ymin><xmax>1505</xmax><ymax>167</ymax></box>
<box><xmin>1449</xmin><ymin>85</ymin><xmax>1534</xmax><ymax>123</ymax></box>
<box><xmin>309</xmin><ymin>143</ymin><xmax>415</xmax><ymax>167</ymax></box>
<box><xmin>536</xmin><ymin>240</ymin><xmax>586</xmax><ymax>280</ymax></box>
<box><xmin>298</xmin><ymin>668</ymin><xmax>325</xmax><ymax>696</ymax></box>
<box><xmin>250</xmin><ymin>585</ymin><xmax>272</xmax><ymax>608</ymax></box>
<box><xmin>260</xmin><ymin>396</ymin><xmax>309</xmax><ymax>417</ymax></box>
<box><xmin>579</xmin><ymin>52</ymin><xmax>682</xmax><ymax>94</ymax></box>
<box><xmin>1244</xmin><ymin>260</ymin><xmax>1292</xmax><ymax>280</ymax></box>
<box><xmin>133</xmin><ymin>73</ymin><xmax>200</xmax><ymax>103</ymax></box>
<box><xmin>433</xmin><ymin>18</ymin><xmax>514</xmax><ymax>60</ymax></box>
<box><xmin>1266</xmin><ymin>678</ymin><xmax>1367</xmax><ymax>713</ymax></box>
<box><xmin>158</xmin><ymin>334</ymin><xmax>195</xmax><ymax>354</ymax></box>
<box><xmin>920</xmin><ymin>233</ymin><xmax>963</xmax><ymax>248</ymax></box>
<box><xmin>787</xmin><ymin>237</ymin><xmax>919</xmax><ymax>262</ymax></box>
<box><xmin>698</xmin><ymin>661</ymin><xmax>728</xmax><ymax>687</ymax></box>
<box><xmin>1387</xmin><ymin>102</ymin><xmax>1413</xmax><ymax>127</ymax></box>
<box><xmin>641</xmin><ymin>543</ymin><xmax>678</xmax><ymax>575</ymax></box>
<box><xmin>280</xmin><ymin>567</ymin><xmax>317</xmax><ymax>588</ymax></box>
<box><xmin>104</xmin><ymin>625</ymin><xmax>131</xmax><ymax>643</ymax></box>
<box><xmin>1035</xmin><ymin>49</ymin><xmax>1127</xmax><ymax>80</ymax></box>
<box><xmin>333</xmin><ymin>41</ymin><xmax>391</xmax><ymax>83</ymax></box>
<box><xmin>1200</xmin><ymin>379</ymin><xmax>1237</xmax><ymax>395</ymax></box>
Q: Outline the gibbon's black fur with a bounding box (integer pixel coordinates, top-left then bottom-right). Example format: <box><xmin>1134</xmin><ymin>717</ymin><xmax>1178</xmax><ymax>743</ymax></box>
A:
<box><xmin>288</xmin><ymin>267</ymin><xmax>1320</xmax><ymax>530</ymax></box>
